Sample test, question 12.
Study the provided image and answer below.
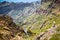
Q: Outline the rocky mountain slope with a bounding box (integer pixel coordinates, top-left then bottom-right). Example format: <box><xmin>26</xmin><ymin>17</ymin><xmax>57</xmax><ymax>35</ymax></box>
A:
<box><xmin>0</xmin><ymin>1</ymin><xmax>40</xmax><ymax>14</ymax></box>
<box><xmin>0</xmin><ymin>15</ymin><xmax>21</xmax><ymax>40</ymax></box>
<box><xmin>0</xmin><ymin>0</ymin><xmax>60</xmax><ymax>40</ymax></box>
<box><xmin>0</xmin><ymin>1</ymin><xmax>40</xmax><ymax>24</ymax></box>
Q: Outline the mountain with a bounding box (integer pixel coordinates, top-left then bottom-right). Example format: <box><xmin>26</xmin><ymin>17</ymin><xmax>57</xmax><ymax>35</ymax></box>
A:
<box><xmin>0</xmin><ymin>1</ymin><xmax>33</xmax><ymax>14</ymax></box>
<box><xmin>0</xmin><ymin>0</ymin><xmax>60</xmax><ymax>40</ymax></box>
<box><xmin>0</xmin><ymin>1</ymin><xmax>40</xmax><ymax>14</ymax></box>
<box><xmin>0</xmin><ymin>1</ymin><xmax>40</xmax><ymax>24</ymax></box>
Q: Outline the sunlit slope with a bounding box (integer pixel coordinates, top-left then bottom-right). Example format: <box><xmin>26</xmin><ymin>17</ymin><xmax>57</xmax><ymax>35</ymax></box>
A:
<box><xmin>20</xmin><ymin>1</ymin><xmax>60</xmax><ymax>40</ymax></box>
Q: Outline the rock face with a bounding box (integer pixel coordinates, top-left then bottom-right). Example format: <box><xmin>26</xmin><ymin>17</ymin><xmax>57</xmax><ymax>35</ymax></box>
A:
<box><xmin>41</xmin><ymin>0</ymin><xmax>52</xmax><ymax>3</ymax></box>
<box><xmin>41</xmin><ymin>0</ymin><xmax>60</xmax><ymax>3</ymax></box>
<box><xmin>0</xmin><ymin>15</ymin><xmax>22</xmax><ymax>40</ymax></box>
<box><xmin>55</xmin><ymin>0</ymin><xmax>60</xmax><ymax>3</ymax></box>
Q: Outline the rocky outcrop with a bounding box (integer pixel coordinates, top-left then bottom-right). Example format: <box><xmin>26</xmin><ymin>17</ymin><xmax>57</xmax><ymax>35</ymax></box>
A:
<box><xmin>41</xmin><ymin>0</ymin><xmax>60</xmax><ymax>3</ymax></box>
<box><xmin>0</xmin><ymin>15</ymin><xmax>23</xmax><ymax>40</ymax></box>
<box><xmin>41</xmin><ymin>0</ymin><xmax>52</xmax><ymax>3</ymax></box>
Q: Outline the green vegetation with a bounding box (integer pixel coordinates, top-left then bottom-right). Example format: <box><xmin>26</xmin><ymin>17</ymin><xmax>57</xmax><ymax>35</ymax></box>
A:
<box><xmin>22</xmin><ymin>1</ymin><xmax>60</xmax><ymax>40</ymax></box>
<box><xmin>50</xmin><ymin>33</ymin><xmax>60</xmax><ymax>40</ymax></box>
<box><xmin>50</xmin><ymin>25</ymin><xmax>60</xmax><ymax>40</ymax></box>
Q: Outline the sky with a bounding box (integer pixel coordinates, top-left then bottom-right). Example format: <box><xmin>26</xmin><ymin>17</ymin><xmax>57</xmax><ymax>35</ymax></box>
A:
<box><xmin>0</xmin><ymin>0</ymin><xmax>40</xmax><ymax>3</ymax></box>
